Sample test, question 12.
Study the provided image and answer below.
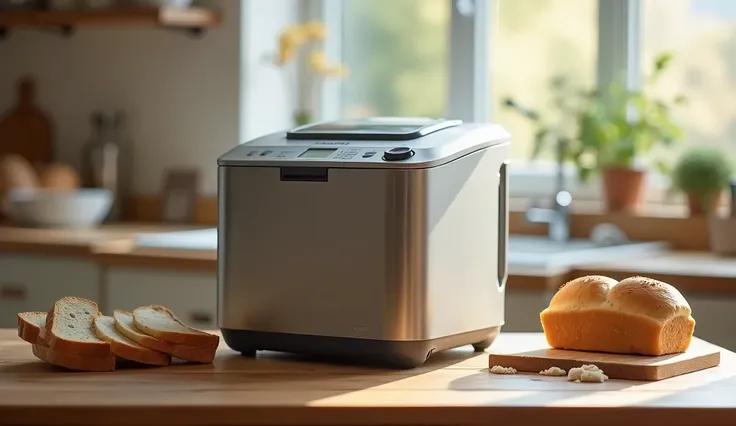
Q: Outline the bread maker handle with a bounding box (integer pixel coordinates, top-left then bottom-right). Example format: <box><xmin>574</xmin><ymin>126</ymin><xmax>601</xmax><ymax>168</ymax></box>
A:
<box><xmin>497</xmin><ymin>161</ymin><xmax>508</xmax><ymax>289</ymax></box>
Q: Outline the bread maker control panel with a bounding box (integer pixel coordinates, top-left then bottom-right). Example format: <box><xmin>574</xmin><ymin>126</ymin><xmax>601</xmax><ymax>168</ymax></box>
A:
<box><xmin>217</xmin><ymin>118</ymin><xmax>511</xmax><ymax>169</ymax></box>
<box><xmin>239</xmin><ymin>146</ymin><xmax>417</xmax><ymax>163</ymax></box>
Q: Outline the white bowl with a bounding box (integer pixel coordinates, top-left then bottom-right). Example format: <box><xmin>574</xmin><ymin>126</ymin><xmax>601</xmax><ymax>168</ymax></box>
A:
<box><xmin>125</xmin><ymin>0</ymin><xmax>193</xmax><ymax>8</ymax></box>
<box><xmin>9</xmin><ymin>188</ymin><xmax>113</xmax><ymax>228</ymax></box>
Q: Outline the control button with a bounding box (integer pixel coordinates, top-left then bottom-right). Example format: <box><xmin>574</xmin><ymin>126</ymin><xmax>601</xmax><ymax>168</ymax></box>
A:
<box><xmin>260</xmin><ymin>150</ymin><xmax>273</xmax><ymax>157</ymax></box>
<box><xmin>246</xmin><ymin>150</ymin><xmax>258</xmax><ymax>157</ymax></box>
<box><xmin>362</xmin><ymin>152</ymin><xmax>376</xmax><ymax>158</ymax></box>
<box><xmin>383</xmin><ymin>147</ymin><xmax>415</xmax><ymax>161</ymax></box>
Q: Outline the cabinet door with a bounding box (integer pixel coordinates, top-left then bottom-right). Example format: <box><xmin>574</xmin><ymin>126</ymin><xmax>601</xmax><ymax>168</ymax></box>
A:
<box><xmin>687</xmin><ymin>294</ymin><xmax>736</xmax><ymax>351</ymax></box>
<box><xmin>105</xmin><ymin>268</ymin><xmax>217</xmax><ymax>329</ymax></box>
<box><xmin>503</xmin><ymin>290</ymin><xmax>553</xmax><ymax>332</ymax></box>
<box><xmin>0</xmin><ymin>255</ymin><xmax>99</xmax><ymax>328</ymax></box>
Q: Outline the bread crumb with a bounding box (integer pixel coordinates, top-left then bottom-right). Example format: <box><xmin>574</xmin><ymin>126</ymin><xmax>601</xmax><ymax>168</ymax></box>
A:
<box><xmin>539</xmin><ymin>366</ymin><xmax>566</xmax><ymax>376</ymax></box>
<box><xmin>490</xmin><ymin>365</ymin><xmax>517</xmax><ymax>374</ymax></box>
<box><xmin>567</xmin><ymin>364</ymin><xmax>608</xmax><ymax>383</ymax></box>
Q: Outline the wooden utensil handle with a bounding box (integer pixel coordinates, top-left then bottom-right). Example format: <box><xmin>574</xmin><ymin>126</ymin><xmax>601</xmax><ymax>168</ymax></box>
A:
<box><xmin>189</xmin><ymin>311</ymin><xmax>212</xmax><ymax>325</ymax></box>
<box><xmin>0</xmin><ymin>284</ymin><xmax>27</xmax><ymax>301</ymax></box>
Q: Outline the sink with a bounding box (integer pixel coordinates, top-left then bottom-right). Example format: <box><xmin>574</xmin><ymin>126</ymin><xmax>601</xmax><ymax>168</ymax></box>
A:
<box><xmin>131</xmin><ymin>229</ymin><xmax>667</xmax><ymax>274</ymax></box>
<box><xmin>134</xmin><ymin>228</ymin><xmax>217</xmax><ymax>251</ymax></box>
<box><xmin>508</xmin><ymin>234</ymin><xmax>669</xmax><ymax>274</ymax></box>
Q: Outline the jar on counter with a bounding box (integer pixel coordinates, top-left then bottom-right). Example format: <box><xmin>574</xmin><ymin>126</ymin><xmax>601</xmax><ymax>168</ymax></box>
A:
<box><xmin>80</xmin><ymin>110</ymin><xmax>131</xmax><ymax>222</ymax></box>
<box><xmin>0</xmin><ymin>0</ymin><xmax>43</xmax><ymax>11</ymax></box>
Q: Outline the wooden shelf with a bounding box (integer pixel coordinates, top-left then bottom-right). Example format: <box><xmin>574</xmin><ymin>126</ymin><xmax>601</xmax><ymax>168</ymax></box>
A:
<box><xmin>0</xmin><ymin>7</ymin><xmax>221</xmax><ymax>38</ymax></box>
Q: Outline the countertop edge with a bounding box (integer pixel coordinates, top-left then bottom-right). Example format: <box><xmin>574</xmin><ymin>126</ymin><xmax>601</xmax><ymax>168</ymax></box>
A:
<box><xmin>1</xmin><ymin>225</ymin><xmax>734</xmax><ymax>294</ymax></box>
<box><xmin>3</xmin><ymin>405</ymin><xmax>735</xmax><ymax>426</ymax></box>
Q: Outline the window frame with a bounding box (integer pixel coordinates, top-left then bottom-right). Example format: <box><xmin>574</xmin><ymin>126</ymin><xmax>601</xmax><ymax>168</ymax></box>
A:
<box><xmin>316</xmin><ymin>0</ymin><xmax>675</xmax><ymax>204</ymax></box>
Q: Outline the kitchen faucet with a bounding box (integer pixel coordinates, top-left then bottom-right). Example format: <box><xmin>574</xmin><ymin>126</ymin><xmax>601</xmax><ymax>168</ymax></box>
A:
<box><xmin>524</xmin><ymin>136</ymin><xmax>572</xmax><ymax>242</ymax></box>
<box><xmin>502</xmin><ymin>98</ymin><xmax>572</xmax><ymax>243</ymax></box>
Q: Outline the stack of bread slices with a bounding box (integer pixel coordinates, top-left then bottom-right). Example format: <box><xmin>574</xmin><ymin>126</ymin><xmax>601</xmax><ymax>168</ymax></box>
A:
<box><xmin>17</xmin><ymin>296</ymin><xmax>220</xmax><ymax>371</ymax></box>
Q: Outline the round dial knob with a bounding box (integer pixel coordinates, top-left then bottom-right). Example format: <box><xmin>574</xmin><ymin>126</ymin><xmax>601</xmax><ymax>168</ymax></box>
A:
<box><xmin>382</xmin><ymin>147</ymin><xmax>415</xmax><ymax>161</ymax></box>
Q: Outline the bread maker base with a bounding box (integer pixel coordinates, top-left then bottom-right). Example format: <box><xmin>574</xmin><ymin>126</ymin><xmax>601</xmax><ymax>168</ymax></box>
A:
<box><xmin>221</xmin><ymin>327</ymin><xmax>501</xmax><ymax>368</ymax></box>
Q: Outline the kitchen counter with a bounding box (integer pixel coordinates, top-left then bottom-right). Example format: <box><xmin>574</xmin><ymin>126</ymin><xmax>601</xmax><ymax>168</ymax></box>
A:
<box><xmin>0</xmin><ymin>330</ymin><xmax>734</xmax><ymax>426</ymax></box>
<box><xmin>1</xmin><ymin>225</ymin><xmax>735</xmax><ymax>293</ymax></box>
<box><xmin>0</xmin><ymin>224</ymin><xmax>208</xmax><ymax>258</ymax></box>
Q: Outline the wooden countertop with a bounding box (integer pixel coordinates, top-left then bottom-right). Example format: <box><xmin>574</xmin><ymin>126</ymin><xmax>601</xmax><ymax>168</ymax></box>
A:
<box><xmin>0</xmin><ymin>330</ymin><xmax>733</xmax><ymax>426</ymax></box>
<box><xmin>0</xmin><ymin>224</ymin><xmax>207</xmax><ymax>258</ymax></box>
<box><xmin>1</xmin><ymin>225</ymin><xmax>734</xmax><ymax>293</ymax></box>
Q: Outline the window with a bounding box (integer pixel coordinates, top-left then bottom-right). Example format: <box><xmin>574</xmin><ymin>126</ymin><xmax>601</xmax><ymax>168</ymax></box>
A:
<box><xmin>318</xmin><ymin>0</ymin><xmax>731</xmax><ymax>204</ymax></box>
<box><xmin>642</xmin><ymin>0</ymin><xmax>736</xmax><ymax>166</ymax></box>
<box><xmin>340</xmin><ymin>0</ymin><xmax>451</xmax><ymax>118</ymax></box>
<box><xmin>491</xmin><ymin>0</ymin><xmax>598</xmax><ymax>161</ymax></box>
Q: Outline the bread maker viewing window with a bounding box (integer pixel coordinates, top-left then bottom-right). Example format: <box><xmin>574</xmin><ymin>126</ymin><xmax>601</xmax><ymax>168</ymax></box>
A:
<box><xmin>286</xmin><ymin>118</ymin><xmax>463</xmax><ymax>141</ymax></box>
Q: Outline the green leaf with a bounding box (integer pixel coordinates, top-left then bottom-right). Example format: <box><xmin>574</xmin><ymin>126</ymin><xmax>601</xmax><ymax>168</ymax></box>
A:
<box><xmin>655</xmin><ymin>160</ymin><xmax>669</xmax><ymax>175</ymax></box>
<box><xmin>654</xmin><ymin>51</ymin><xmax>674</xmax><ymax>72</ymax></box>
<box><xmin>578</xmin><ymin>166</ymin><xmax>593</xmax><ymax>182</ymax></box>
<box><xmin>531</xmin><ymin>128</ymin><xmax>550</xmax><ymax>159</ymax></box>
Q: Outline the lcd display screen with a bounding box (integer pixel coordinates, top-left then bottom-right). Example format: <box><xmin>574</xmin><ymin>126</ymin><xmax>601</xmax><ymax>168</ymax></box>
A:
<box><xmin>298</xmin><ymin>148</ymin><xmax>337</xmax><ymax>159</ymax></box>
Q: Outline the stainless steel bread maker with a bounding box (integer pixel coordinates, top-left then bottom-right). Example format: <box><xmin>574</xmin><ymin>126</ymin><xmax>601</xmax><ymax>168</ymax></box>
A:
<box><xmin>217</xmin><ymin>117</ymin><xmax>510</xmax><ymax>368</ymax></box>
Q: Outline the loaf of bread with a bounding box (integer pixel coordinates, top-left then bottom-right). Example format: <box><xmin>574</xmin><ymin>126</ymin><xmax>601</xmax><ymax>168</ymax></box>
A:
<box><xmin>539</xmin><ymin>275</ymin><xmax>696</xmax><ymax>356</ymax></box>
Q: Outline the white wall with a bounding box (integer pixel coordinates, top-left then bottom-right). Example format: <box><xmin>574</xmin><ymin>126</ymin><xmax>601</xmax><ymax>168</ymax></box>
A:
<box><xmin>0</xmin><ymin>0</ymin><xmax>298</xmax><ymax>195</ymax></box>
<box><xmin>240</xmin><ymin>0</ymin><xmax>300</xmax><ymax>143</ymax></box>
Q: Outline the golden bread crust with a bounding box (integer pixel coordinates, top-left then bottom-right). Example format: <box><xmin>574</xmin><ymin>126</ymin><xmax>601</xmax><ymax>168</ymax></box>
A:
<box><xmin>540</xmin><ymin>275</ymin><xmax>696</xmax><ymax>356</ymax></box>
<box><xmin>31</xmin><ymin>344</ymin><xmax>116</xmax><ymax>372</ymax></box>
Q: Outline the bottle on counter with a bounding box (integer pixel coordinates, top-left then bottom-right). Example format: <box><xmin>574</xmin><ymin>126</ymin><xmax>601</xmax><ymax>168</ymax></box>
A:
<box><xmin>80</xmin><ymin>110</ymin><xmax>130</xmax><ymax>222</ymax></box>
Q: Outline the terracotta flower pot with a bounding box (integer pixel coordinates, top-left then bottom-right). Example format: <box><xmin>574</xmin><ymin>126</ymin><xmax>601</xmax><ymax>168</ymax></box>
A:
<box><xmin>601</xmin><ymin>167</ymin><xmax>645</xmax><ymax>214</ymax></box>
<box><xmin>686</xmin><ymin>193</ymin><xmax>721</xmax><ymax>216</ymax></box>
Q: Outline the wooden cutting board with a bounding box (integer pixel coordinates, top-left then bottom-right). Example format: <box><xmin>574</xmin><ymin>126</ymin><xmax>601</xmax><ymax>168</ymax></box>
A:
<box><xmin>488</xmin><ymin>337</ymin><xmax>721</xmax><ymax>381</ymax></box>
<box><xmin>0</xmin><ymin>76</ymin><xmax>53</xmax><ymax>168</ymax></box>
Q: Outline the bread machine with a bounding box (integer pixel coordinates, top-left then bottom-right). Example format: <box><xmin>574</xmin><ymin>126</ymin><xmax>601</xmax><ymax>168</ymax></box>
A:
<box><xmin>217</xmin><ymin>117</ymin><xmax>510</xmax><ymax>368</ymax></box>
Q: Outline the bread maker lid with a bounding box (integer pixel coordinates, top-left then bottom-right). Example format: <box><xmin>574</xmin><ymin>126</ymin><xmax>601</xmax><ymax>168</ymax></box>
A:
<box><xmin>218</xmin><ymin>117</ymin><xmax>510</xmax><ymax>169</ymax></box>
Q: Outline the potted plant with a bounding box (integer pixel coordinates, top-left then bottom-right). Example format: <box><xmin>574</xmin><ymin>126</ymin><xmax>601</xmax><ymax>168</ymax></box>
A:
<box><xmin>267</xmin><ymin>21</ymin><xmax>349</xmax><ymax>127</ymax></box>
<box><xmin>671</xmin><ymin>147</ymin><xmax>733</xmax><ymax>216</ymax></box>
<box><xmin>574</xmin><ymin>52</ymin><xmax>687</xmax><ymax>213</ymax></box>
<box><xmin>503</xmin><ymin>52</ymin><xmax>686</xmax><ymax>214</ymax></box>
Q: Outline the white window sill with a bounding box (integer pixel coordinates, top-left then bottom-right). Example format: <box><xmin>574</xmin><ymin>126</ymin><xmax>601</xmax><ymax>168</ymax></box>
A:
<box><xmin>508</xmin><ymin>161</ymin><xmax>674</xmax><ymax>204</ymax></box>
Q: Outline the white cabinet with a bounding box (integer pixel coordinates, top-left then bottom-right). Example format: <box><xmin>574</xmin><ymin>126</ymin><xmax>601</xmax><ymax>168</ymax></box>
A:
<box><xmin>105</xmin><ymin>267</ymin><xmax>217</xmax><ymax>329</ymax></box>
<box><xmin>687</xmin><ymin>294</ymin><xmax>736</xmax><ymax>352</ymax></box>
<box><xmin>503</xmin><ymin>290</ymin><xmax>553</xmax><ymax>332</ymax></box>
<box><xmin>0</xmin><ymin>255</ymin><xmax>99</xmax><ymax>328</ymax></box>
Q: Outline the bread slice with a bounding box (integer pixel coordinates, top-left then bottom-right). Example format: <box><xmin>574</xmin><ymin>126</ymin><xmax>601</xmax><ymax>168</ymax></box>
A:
<box><xmin>114</xmin><ymin>310</ymin><xmax>216</xmax><ymax>364</ymax></box>
<box><xmin>132</xmin><ymin>305</ymin><xmax>219</xmax><ymax>349</ymax></box>
<box><xmin>94</xmin><ymin>315</ymin><xmax>171</xmax><ymax>366</ymax></box>
<box><xmin>32</xmin><ymin>344</ymin><xmax>115</xmax><ymax>372</ymax></box>
<box><xmin>19</xmin><ymin>310</ymin><xmax>115</xmax><ymax>367</ymax></box>
<box><xmin>539</xmin><ymin>275</ymin><xmax>696</xmax><ymax>356</ymax></box>
<box><xmin>18</xmin><ymin>312</ymin><xmax>47</xmax><ymax>345</ymax></box>
<box><xmin>44</xmin><ymin>297</ymin><xmax>112</xmax><ymax>357</ymax></box>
